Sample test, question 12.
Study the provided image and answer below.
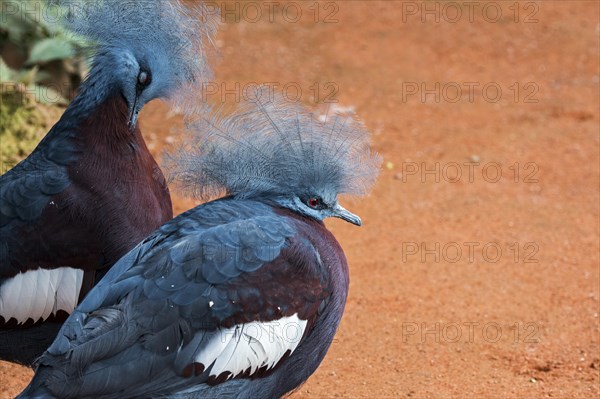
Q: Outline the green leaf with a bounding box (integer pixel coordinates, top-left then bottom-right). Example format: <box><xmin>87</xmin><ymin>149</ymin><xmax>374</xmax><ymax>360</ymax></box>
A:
<box><xmin>0</xmin><ymin>58</ymin><xmax>18</xmax><ymax>83</ymax></box>
<box><xmin>27</xmin><ymin>38</ymin><xmax>74</xmax><ymax>64</ymax></box>
<box><xmin>16</xmin><ymin>66</ymin><xmax>39</xmax><ymax>86</ymax></box>
<box><xmin>0</xmin><ymin>10</ymin><xmax>39</xmax><ymax>41</ymax></box>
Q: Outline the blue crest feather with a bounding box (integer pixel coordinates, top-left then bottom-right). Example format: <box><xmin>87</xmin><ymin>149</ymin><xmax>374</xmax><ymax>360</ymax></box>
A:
<box><xmin>58</xmin><ymin>0</ymin><xmax>219</xmax><ymax>109</ymax></box>
<box><xmin>169</xmin><ymin>90</ymin><xmax>382</xmax><ymax>201</ymax></box>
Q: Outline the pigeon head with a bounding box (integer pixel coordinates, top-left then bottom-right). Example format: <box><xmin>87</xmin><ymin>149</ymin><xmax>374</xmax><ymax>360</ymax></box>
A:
<box><xmin>169</xmin><ymin>90</ymin><xmax>382</xmax><ymax>225</ymax></box>
<box><xmin>275</xmin><ymin>190</ymin><xmax>364</xmax><ymax>226</ymax></box>
<box><xmin>62</xmin><ymin>0</ymin><xmax>218</xmax><ymax>128</ymax></box>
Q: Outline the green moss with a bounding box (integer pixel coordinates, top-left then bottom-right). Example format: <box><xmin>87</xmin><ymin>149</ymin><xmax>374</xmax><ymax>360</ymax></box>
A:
<box><xmin>0</xmin><ymin>83</ymin><xmax>60</xmax><ymax>174</ymax></box>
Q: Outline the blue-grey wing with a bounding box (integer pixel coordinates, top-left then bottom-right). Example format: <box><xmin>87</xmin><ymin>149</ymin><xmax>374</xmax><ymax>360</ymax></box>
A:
<box><xmin>32</xmin><ymin>200</ymin><xmax>328</xmax><ymax>398</ymax></box>
<box><xmin>0</xmin><ymin>130</ymin><xmax>75</xmax><ymax>227</ymax></box>
<box><xmin>0</xmin><ymin>128</ymin><xmax>75</xmax><ymax>275</ymax></box>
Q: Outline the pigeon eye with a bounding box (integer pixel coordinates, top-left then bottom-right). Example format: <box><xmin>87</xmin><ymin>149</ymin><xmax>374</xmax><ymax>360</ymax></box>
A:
<box><xmin>307</xmin><ymin>197</ymin><xmax>320</xmax><ymax>208</ymax></box>
<box><xmin>138</xmin><ymin>70</ymin><xmax>151</xmax><ymax>87</ymax></box>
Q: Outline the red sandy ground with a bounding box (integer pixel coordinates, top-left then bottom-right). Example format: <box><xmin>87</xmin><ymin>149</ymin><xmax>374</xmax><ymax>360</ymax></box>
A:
<box><xmin>1</xmin><ymin>1</ymin><xmax>599</xmax><ymax>397</ymax></box>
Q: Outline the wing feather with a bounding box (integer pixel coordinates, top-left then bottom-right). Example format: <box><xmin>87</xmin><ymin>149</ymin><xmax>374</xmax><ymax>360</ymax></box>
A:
<box><xmin>33</xmin><ymin>200</ymin><xmax>328</xmax><ymax>397</ymax></box>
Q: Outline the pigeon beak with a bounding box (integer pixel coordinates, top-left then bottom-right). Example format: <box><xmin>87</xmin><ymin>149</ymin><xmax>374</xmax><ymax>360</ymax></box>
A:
<box><xmin>128</xmin><ymin>93</ymin><xmax>141</xmax><ymax>131</ymax></box>
<box><xmin>333</xmin><ymin>203</ymin><xmax>362</xmax><ymax>226</ymax></box>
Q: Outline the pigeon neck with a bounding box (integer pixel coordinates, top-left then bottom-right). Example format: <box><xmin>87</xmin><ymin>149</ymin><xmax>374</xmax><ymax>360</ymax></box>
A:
<box><xmin>59</xmin><ymin>67</ymin><xmax>120</xmax><ymax>131</ymax></box>
<box><xmin>51</xmin><ymin>66</ymin><xmax>147</xmax><ymax>149</ymax></box>
<box><xmin>75</xmin><ymin>94</ymin><xmax>145</xmax><ymax>151</ymax></box>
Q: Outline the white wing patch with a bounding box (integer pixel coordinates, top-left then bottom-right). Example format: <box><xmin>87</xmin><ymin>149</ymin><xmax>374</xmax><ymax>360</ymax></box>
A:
<box><xmin>0</xmin><ymin>267</ymin><xmax>84</xmax><ymax>324</ymax></box>
<box><xmin>191</xmin><ymin>314</ymin><xmax>307</xmax><ymax>380</ymax></box>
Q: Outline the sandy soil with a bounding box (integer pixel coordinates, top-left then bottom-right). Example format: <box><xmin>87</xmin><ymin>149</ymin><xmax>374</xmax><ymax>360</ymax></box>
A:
<box><xmin>1</xmin><ymin>1</ymin><xmax>599</xmax><ymax>398</ymax></box>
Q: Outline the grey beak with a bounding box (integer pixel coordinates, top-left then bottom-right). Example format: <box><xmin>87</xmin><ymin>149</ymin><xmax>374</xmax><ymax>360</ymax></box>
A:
<box><xmin>333</xmin><ymin>203</ymin><xmax>362</xmax><ymax>226</ymax></box>
<box><xmin>128</xmin><ymin>94</ymin><xmax>141</xmax><ymax>131</ymax></box>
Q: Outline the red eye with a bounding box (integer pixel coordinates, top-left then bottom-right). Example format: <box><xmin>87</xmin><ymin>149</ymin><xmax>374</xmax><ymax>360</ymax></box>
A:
<box><xmin>308</xmin><ymin>198</ymin><xmax>320</xmax><ymax>208</ymax></box>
